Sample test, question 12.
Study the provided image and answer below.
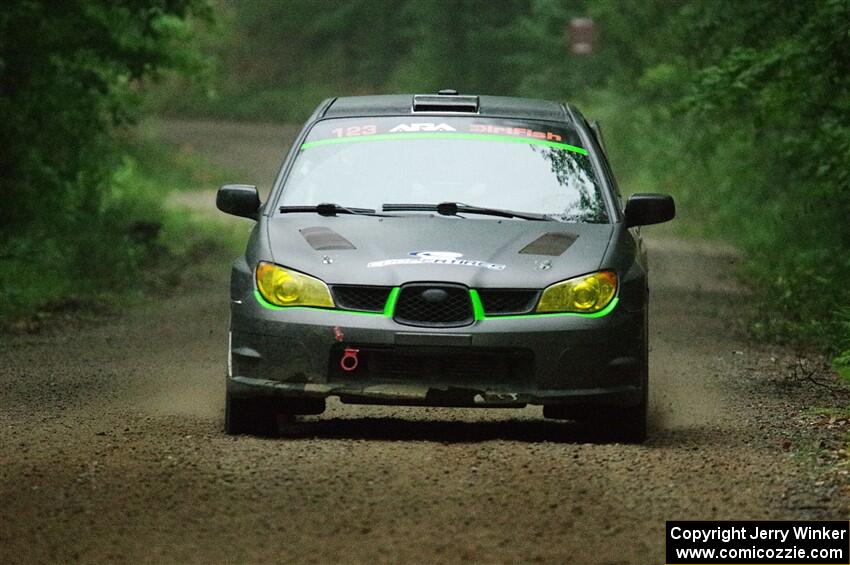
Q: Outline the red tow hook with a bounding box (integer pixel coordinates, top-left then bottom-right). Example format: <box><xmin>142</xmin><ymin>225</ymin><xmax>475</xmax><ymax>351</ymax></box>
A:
<box><xmin>340</xmin><ymin>348</ymin><xmax>360</xmax><ymax>372</ymax></box>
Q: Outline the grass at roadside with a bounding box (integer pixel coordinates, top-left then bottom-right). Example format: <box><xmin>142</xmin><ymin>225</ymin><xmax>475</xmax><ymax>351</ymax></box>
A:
<box><xmin>838</xmin><ymin>364</ymin><xmax>850</xmax><ymax>386</ymax></box>
<box><xmin>806</xmin><ymin>406</ymin><xmax>850</xmax><ymax>420</ymax></box>
<box><xmin>0</xmin><ymin>127</ymin><xmax>248</xmax><ymax>331</ymax></box>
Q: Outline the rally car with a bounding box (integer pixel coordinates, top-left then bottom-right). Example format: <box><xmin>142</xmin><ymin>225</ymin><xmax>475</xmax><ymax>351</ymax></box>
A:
<box><xmin>217</xmin><ymin>91</ymin><xmax>674</xmax><ymax>442</ymax></box>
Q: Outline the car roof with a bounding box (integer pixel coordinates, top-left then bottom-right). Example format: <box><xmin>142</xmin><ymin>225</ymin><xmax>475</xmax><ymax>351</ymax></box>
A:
<box><xmin>320</xmin><ymin>93</ymin><xmax>571</xmax><ymax>123</ymax></box>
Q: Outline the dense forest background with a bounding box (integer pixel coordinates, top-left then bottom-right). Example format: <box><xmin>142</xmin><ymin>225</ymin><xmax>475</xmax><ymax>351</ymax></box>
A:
<box><xmin>1</xmin><ymin>0</ymin><xmax>849</xmax><ymax>371</ymax></box>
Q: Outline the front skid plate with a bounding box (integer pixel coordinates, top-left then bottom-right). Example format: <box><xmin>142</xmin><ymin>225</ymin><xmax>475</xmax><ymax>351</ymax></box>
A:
<box><xmin>228</xmin><ymin>376</ymin><xmax>641</xmax><ymax>407</ymax></box>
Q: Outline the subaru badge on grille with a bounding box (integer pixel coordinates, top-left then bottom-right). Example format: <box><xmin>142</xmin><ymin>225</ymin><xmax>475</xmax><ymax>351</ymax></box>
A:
<box><xmin>421</xmin><ymin>288</ymin><xmax>449</xmax><ymax>303</ymax></box>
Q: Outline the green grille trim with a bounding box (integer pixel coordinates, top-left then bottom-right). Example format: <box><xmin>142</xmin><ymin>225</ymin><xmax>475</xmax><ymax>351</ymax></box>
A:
<box><xmin>469</xmin><ymin>289</ymin><xmax>486</xmax><ymax>321</ymax></box>
<box><xmin>382</xmin><ymin>287</ymin><xmax>400</xmax><ymax>317</ymax></box>
<box><xmin>254</xmin><ymin>288</ymin><xmax>617</xmax><ymax>319</ymax></box>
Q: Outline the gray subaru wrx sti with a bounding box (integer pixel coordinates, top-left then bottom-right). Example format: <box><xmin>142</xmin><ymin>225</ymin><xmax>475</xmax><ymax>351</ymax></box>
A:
<box><xmin>216</xmin><ymin>91</ymin><xmax>674</xmax><ymax>442</ymax></box>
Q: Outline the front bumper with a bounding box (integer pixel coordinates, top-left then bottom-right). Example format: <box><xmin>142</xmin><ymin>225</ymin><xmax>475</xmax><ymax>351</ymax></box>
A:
<box><xmin>228</xmin><ymin>290</ymin><xmax>647</xmax><ymax>408</ymax></box>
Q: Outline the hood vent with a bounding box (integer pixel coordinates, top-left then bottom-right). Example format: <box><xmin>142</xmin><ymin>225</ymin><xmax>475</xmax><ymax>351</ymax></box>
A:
<box><xmin>519</xmin><ymin>232</ymin><xmax>578</xmax><ymax>256</ymax></box>
<box><xmin>299</xmin><ymin>226</ymin><xmax>355</xmax><ymax>250</ymax></box>
<box><xmin>413</xmin><ymin>93</ymin><xmax>479</xmax><ymax>113</ymax></box>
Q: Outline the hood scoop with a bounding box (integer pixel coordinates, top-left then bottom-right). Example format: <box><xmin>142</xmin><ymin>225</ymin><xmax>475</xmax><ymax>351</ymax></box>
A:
<box><xmin>300</xmin><ymin>226</ymin><xmax>355</xmax><ymax>250</ymax></box>
<box><xmin>519</xmin><ymin>232</ymin><xmax>578</xmax><ymax>256</ymax></box>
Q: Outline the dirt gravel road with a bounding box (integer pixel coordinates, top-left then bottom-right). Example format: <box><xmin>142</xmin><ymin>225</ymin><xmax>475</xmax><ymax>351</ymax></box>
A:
<box><xmin>1</xmin><ymin>119</ymin><xmax>846</xmax><ymax>564</ymax></box>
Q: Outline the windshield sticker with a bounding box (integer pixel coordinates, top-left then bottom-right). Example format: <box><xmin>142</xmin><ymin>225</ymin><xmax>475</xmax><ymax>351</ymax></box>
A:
<box><xmin>301</xmin><ymin>133</ymin><xmax>587</xmax><ymax>155</ymax></box>
<box><xmin>468</xmin><ymin>124</ymin><xmax>561</xmax><ymax>141</ymax></box>
<box><xmin>367</xmin><ymin>251</ymin><xmax>506</xmax><ymax>271</ymax></box>
<box><xmin>330</xmin><ymin>125</ymin><xmax>377</xmax><ymax>138</ymax></box>
<box><xmin>389</xmin><ymin>122</ymin><xmax>456</xmax><ymax>132</ymax></box>
<box><xmin>303</xmin><ymin>118</ymin><xmax>588</xmax><ymax>154</ymax></box>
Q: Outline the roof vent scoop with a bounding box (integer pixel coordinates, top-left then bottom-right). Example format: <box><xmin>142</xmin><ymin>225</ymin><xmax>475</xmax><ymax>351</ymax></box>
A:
<box><xmin>413</xmin><ymin>91</ymin><xmax>479</xmax><ymax>113</ymax></box>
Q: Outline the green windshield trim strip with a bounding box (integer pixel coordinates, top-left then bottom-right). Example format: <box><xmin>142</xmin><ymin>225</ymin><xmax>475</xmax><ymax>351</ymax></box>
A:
<box><xmin>300</xmin><ymin>133</ymin><xmax>589</xmax><ymax>156</ymax></box>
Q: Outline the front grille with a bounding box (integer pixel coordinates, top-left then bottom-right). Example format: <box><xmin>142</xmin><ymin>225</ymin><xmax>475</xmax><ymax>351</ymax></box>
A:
<box><xmin>394</xmin><ymin>283</ymin><xmax>472</xmax><ymax>327</ymax></box>
<box><xmin>477</xmin><ymin>289</ymin><xmax>539</xmax><ymax>315</ymax></box>
<box><xmin>332</xmin><ymin>285</ymin><xmax>392</xmax><ymax>312</ymax></box>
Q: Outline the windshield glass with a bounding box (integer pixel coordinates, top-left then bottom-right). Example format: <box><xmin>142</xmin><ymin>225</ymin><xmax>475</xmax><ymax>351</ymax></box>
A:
<box><xmin>277</xmin><ymin>117</ymin><xmax>608</xmax><ymax>223</ymax></box>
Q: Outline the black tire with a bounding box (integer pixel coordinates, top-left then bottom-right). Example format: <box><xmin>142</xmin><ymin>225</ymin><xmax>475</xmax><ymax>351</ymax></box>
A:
<box><xmin>586</xmin><ymin>394</ymin><xmax>647</xmax><ymax>443</ymax></box>
<box><xmin>277</xmin><ymin>397</ymin><xmax>326</xmax><ymax>416</ymax></box>
<box><xmin>593</xmin><ymin>326</ymin><xmax>650</xmax><ymax>442</ymax></box>
<box><xmin>224</xmin><ymin>393</ymin><xmax>278</xmax><ymax>436</ymax></box>
<box><xmin>544</xmin><ymin>396</ymin><xmax>646</xmax><ymax>443</ymax></box>
<box><xmin>543</xmin><ymin>336</ymin><xmax>649</xmax><ymax>443</ymax></box>
<box><xmin>590</xmin><ymin>307</ymin><xmax>650</xmax><ymax>443</ymax></box>
<box><xmin>583</xmin><ymin>350</ymin><xmax>649</xmax><ymax>443</ymax></box>
<box><xmin>542</xmin><ymin>404</ymin><xmax>573</xmax><ymax>420</ymax></box>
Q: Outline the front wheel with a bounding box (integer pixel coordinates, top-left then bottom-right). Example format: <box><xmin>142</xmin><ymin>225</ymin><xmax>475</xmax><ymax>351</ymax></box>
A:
<box><xmin>543</xmin><ymin>393</ymin><xmax>647</xmax><ymax>443</ymax></box>
<box><xmin>544</xmin><ymin>331</ymin><xmax>649</xmax><ymax>443</ymax></box>
<box><xmin>584</xmin><ymin>394</ymin><xmax>647</xmax><ymax>443</ymax></box>
<box><xmin>224</xmin><ymin>393</ymin><xmax>278</xmax><ymax>436</ymax></box>
<box><xmin>224</xmin><ymin>393</ymin><xmax>327</xmax><ymax>435</ymax></box>
<box><xmin>592</xmin><ymin>309</ymin><xmax>650</xmax><ymax>443</ymax></box>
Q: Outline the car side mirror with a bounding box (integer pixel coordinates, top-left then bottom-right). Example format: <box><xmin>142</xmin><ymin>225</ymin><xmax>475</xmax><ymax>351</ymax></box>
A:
<box><xmin>216</xmin><ymin>184</ymin><xmax>260</xmax><ymax>220</ymax></box>
<box><xmin>624</xmin><ymin>193</ymin><xmax>675</xmax><ymax>227</ymax></box>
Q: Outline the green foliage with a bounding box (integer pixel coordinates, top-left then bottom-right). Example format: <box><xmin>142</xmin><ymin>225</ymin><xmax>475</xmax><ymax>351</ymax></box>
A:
<box><xmin>642</xmin><ymin>0</ymin><xmax>849</xmax><ymax>357</ymax></box>
<box><xmin>0</xmin><ymin>0</ymin><xmax>211</xmax><ymax>227</ymax></box>
<box><xmin>149</xmin><ymin>0</ymin><xmax>531</xmax><ymax>122</ymax></box>
<box><xmin>0</xmin><ymin>132</ymin><xmax>240</xmax><ymax>322</ymax></box>
<box><xmin>511</xmin><ymin>0</ymin><xmax>850</xmax><ymax>358</ymax></box>
<box><xmin>0</xmin><ymin>0</ymin><xmax>212</xmax><ymax>322</ymax></box>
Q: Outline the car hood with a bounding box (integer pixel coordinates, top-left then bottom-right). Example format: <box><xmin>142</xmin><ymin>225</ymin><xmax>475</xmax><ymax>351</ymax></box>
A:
<box><xmin>266</xmin><ymin>215</ymin><xmax>613</xmax><ymax>288</ymax></box>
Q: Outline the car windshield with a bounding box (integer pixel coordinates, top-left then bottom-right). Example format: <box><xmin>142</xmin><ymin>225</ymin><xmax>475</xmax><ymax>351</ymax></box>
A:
<box><xmin>276</xmin><ymin>117</ymin><xmax>608</xmax><ymax>223</ymax></box>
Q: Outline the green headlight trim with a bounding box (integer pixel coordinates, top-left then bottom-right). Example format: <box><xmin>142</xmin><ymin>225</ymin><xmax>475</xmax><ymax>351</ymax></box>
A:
<box><xmin>254</xmin><ymin>289</ymin><xmax>286</xmax><ymax>310</ymax></box>
<box><xmin>470</xmin><ymin>289</ymin><xmax>618</xmax><ymax>320</ymax></box>
<box><xmin>300</xmin><ymin>133</ymin><xmax>588</xmax><ymax>156</ymax></box>
<box><xmin>254</xmin><ymin>288</ymin><xmax>399</xmax><ymax>317</ymax></box>
<box><xmin>522</xmin><ymin>296</ymin><xmax>618</xmax><ymax>319</ymax></box>
<box><xmin>253</xmin><ymin>289</ymin><xmax>341</xmax><ymax>312</ymax></box>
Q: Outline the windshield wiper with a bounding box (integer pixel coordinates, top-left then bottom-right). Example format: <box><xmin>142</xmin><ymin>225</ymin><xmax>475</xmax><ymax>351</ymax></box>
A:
<box><xmin>382</xmin><ymin>202</ymin><xmax>552</xmax><ymax>221</ymax></box>
<box><xmin>279</xmin><ymin>203</ymin><xmax>389</xmax><ymax>217</ymax></box>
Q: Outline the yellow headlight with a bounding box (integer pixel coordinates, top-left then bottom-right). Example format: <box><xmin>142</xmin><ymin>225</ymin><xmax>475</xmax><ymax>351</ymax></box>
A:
<box><xmin>535</xmin><ymin>271</ymin><xmax>617</xmax><ymax>313</ymax></box>
<box><xmin>255</xmin><ymin>262</ymin><xmax>334</xmax><ymax>308</ymax></box>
